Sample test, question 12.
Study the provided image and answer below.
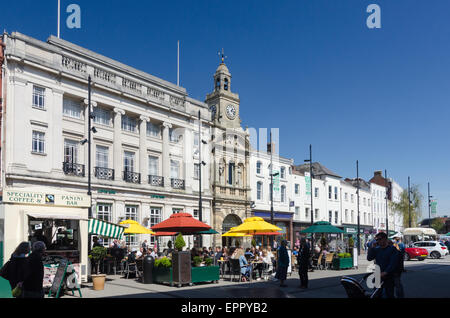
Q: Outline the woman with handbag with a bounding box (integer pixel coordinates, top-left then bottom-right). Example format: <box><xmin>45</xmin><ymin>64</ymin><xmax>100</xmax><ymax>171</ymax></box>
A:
<box><xmin>0</xmin><ymin>242</ymin><xmax>31</xmax><ymax>297</ymax></box>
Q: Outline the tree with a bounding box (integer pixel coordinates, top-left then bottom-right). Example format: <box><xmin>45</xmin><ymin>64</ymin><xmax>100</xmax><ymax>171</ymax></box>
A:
<box><xmin>390</xmin><ymin>185</ymin><xmax>423</xmax><ymax>228</ymax></box>
<box><xmin>431</xmin><ymin>218</ymin><xmax>445</xmax><ymax>233</ymax></box>
<box><xmin>174</xmin><ymin>233</ymin><xmax>186</xmax><ymax>251</ymax></box>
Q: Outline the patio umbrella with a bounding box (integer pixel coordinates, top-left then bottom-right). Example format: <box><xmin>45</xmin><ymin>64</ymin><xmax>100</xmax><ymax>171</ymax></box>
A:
<box><xmin>120</xmin><ymin>219</ymin><xmax>155</xmax><ymax>235</ymax></box>
<box><xmin>228</xmin><ymin>217</ymin><xmax>282</xmax><ymax>235</ymax></box>
<box><xmin>194</xmin><ymin>229</ymin><xmax>219</xmax><ymax>235</ymax></box>
<box><xmin>300</xmin><ymin>221</ymin><xmax>344</xmax><ymax>234</ymax></box>
<box><xmin>222</xmin><ymin>227</ymin><xmax>252</xmax><ymax>237</ymax></box>
<box><xmin>151</xmin><ymin>213</ymin><xmax>211</xmax><ymax>234</ymax></box>
<box><xmin>252</xmin><ymin>232</ymin><xmax>282</xmax><ymax>236</ymax></box>
<box><xmin>152</xmin><ymin>231</ymin><xmax>178</xmax><ymax>236</ymax></box>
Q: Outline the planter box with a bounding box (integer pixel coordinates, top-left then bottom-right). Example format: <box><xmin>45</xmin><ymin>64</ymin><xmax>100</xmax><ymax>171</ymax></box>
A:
<box><xmin>332</xmin><ymin>258</ymin><xmax>353</xmax><ymax>270</ymax></box>
<box><xmin>191</xmin><ymin>266</ymin><xmax>220</xmax><ymax>284</ymax></box>
<box><xmin>152</xmin><ymin>266</ymin><xmax>173</xmax><ymax>285</ymax></box>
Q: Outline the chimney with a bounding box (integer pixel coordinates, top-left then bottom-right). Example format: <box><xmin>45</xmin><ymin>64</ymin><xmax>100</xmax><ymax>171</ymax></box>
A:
<box><xmin>374</xmin><ymin>171</ymin><xmax>382</xmax><ymax>177</ymax></box>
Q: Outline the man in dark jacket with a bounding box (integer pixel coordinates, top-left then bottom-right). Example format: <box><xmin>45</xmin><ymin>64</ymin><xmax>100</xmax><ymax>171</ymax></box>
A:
<box><xmin>367</xmin><ymin>232</ymin><xmax>400</xmax><ymax>298</ymax></box>
<box><xmin>23</xmin><ymin>241</ymin><xmax>46</xmax><ymax>298</ymax></box>
<box><xmin>297</xmin><ymin>238</ymin><xmax>310</xmax><ymax>289</ymax></box>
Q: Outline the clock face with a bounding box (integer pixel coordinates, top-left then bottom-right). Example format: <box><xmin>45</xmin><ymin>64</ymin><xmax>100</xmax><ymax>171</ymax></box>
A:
<box><xmin>226</xmin><ymin>104</ymin><xmax>237</xmax><ymax>120</ymax></box>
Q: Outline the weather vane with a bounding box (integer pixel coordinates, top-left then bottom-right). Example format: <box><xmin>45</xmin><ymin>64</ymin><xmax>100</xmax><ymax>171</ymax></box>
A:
<box><xmin>218</xmin><ymin>48</ymin><xmax>227</xmax><ymax>64</ymax></box>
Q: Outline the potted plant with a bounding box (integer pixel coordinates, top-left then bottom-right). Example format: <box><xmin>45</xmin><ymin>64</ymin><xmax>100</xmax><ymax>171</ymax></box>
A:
<box><xmin>89</xmin><ymin>246</ymin><xmax>107</xmax><ymax>290</ymax></box>
<box><xmin>193</xmin><ymin>256</ymin><xmax>202</xmax><ymax>267</ymax></box>
<box><xmin>153</xmin><ymin>257</ymin><xmax>173</xmax><ymax>284</ymax></box>
<box><xmin>333</xmin><ymin>252</ymin><xmax>353</xmax><ymax>270</ymax></box>
<box><xmin>174</xmin><ymin>234</ymin><xmax>186</xmax><ymax>251</ymax></box>
<box><xmin>191</xmin><ymin>256</ymin><xmax>220</xmax><ymax>284</ymax></box>
<box><xmin>172</xmin><ymin>234</ymin><xmax>191</xmax><ymax>286</ymax></box>
<box><xmin>204</xmin><ymin>257</ymin><xmax>213</xmax><ymax>267</ymax></box>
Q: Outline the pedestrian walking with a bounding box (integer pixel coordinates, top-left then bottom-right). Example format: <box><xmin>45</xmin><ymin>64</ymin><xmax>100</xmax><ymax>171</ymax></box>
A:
<box><xmin>367</xmin><ymin>232</ymin><xmax>400</xmax><ymax>298</ymax></box>
<box><xmin>392</xmin><ymin>237</ymin><xmax>405</xmax><ymax>298</ymax></box>
<box><xmin>23</xmin><ymin>241</ymin><xmax>46</xmax><ymax>298</ymax></box>
<box><xmin>275</xmin><ymin>240</ymin><xmax>289</xmax><ymax>287</ymax></box>
<box><xmin>0</xmin><ymin>242</ymin><xmax>31</xmax><ymax>297</ymax></box>
<box><xmin>297</xmin><ymin>238</ymin><xmax>310</xmax><ymax>289</ymax></box>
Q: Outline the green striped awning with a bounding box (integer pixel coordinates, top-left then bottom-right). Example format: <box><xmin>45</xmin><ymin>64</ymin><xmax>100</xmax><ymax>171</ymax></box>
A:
<box><xmin>88</xmin><ymin>218</ymin><xmax>125</xmax><ymax>239</ymax></box>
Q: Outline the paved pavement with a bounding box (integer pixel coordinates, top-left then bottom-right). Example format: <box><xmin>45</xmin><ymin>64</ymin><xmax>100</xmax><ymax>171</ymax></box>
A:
<box><xmin>63</xmin><ymin>254</ymin><xmax>450</xmax><ymax>298</ymax></box>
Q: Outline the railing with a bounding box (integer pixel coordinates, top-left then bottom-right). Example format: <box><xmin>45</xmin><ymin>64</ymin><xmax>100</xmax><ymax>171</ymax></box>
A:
<box><xmin>62</xmin><ymin>162</ymin><xmax>85</xmax><ymax>177</ymax></box>
<box><xmin>171</xmin><ymin>178</ymin><xmax>185</xmax><ymax>190</ymax></box>
<box><xmin>94</xmin><ymin>67</ymin><xmax>116</xmax><ymax>84</ymax></box>
<box><xmin>95</xmin><ymin>167</ymin><xmax>115</xmax><ymax>180</ymax></box>
<box><xmin>122</xmin><ymin>78</ymin><xmax>142</xmax><ymax>94</ymax></box>
<box><xmin>169</xmin><ymin>95</ymin><xmax>184</xmax><ymax>108</ymax></box>
<box><xmin>123</xmin><ymin>171</ymin><xmax>141</xmax><ymax>184</ymax></box>
<box><xmin>62</xmin><ymin>56</ymin><xmax>87</xmax><ymax>74</ymax></box>
<box><xmin>148</xmin><ymin>175</ymin><xmax>164</xmax><ymax>187</ymax></box>
<box><xmin>147</xmin><ymin>87</ymin><xmax>165</xmax><ymax>100</ymax></box>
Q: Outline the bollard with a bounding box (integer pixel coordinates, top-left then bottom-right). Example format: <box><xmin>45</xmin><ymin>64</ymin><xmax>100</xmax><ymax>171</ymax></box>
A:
<box><xmin>143</xmin><ymin>255</ymin><xmax>154</xmax><ymax>284</ymax></box>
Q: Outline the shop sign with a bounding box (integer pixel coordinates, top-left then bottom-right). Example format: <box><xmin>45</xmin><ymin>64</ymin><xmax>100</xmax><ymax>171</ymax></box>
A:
<box><xmin>98</xmin><ymin>189</ymin><xmax>116</xmax><ymax>195</ymax></box>
<box><xmin>3</xmin><ymin>189</ymin><xmax>90</xmax><ymax>207</ymax></box>
<box><xmin>345</xmin><ymin>227</ymin><xmax>357</xmax><ymax>234</ymax></box>
<box><xmin>151</xmin><ymin>195</ymin><xmax>165</xmax><ymax>199</ymax></box>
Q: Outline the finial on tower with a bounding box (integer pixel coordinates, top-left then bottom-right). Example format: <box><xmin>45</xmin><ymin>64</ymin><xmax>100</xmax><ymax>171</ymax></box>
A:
<box><xmin>218</xmin><ymin>48</ymin><xmax>227</xmax><ymax>64</ymax></box>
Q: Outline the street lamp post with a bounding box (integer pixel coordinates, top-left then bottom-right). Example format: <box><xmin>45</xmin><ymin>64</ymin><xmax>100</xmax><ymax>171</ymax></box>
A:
<box><xmin>408</xmin><ymin>177</ymin><xmax>411</xmax><ymax>228</ymax></box>
<box><xmin>428</xmin><ymin>182</ymin><xmax>433</xmax><ymax>228</ymax></box>
<box><xmin>304</xmin><ymin>145</ymin><xmax>314</xmax><ymax>254</ymax></box>
<box><xmin>385</xmin><ymin>170</ymin><xmax>389</xmax><ymax>236</ymax></box>
<box><xmin>356</xmin><ymin>160</ymin><xmax>360</xmax><ymax>256</ymax></box>
<box><xmin>269</xmin><ymin>131</ymin><xmax>279</xmax><ymax>247</ymax></box>
<box><xmin>197</xmin><ymin>110</ymin><xmax>207</xmax><ymax>247</ymax></box>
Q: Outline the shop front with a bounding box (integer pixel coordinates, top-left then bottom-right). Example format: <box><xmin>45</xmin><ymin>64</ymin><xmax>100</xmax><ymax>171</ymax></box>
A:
<box><xmin>253</xmin><ymin>211</ymin><xmax>293</xmax><ymax>247</ymax></box>
<box><xmin>2</xmin><ymin>188</ymin><xmax>90</xmax><ymax>283</ymax></box>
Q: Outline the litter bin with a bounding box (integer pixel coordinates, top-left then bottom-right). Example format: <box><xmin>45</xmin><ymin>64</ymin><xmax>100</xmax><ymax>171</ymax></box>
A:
<box><xmin>143</xmin><ymin>256</ymin><xmax>154</xmax><ymax>284</ymax></box>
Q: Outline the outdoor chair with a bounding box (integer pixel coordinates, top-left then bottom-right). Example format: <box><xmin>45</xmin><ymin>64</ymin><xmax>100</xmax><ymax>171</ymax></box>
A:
<box><xmin>124</xmin><ymin>261</ymin><xmax>138</xmax><ymax>279</ymax></box>
<box><xmin>261</xmin><ymin>262</ymin><xmax>272</xmax><ymax>280</ymax></box>
<box><xmin>313</xmin><ymin>252</ymin><xmax>324</xmax><ymax>270</ymax></box>
<box><xmin>324</xmin><ymin>253</ymin><xmax>334</xmax><ymax>270</ymax></box>
<box><xmin>229</xmin><ymin>258</ymin><xmax>242</xmax><ymax>282</ymax></box>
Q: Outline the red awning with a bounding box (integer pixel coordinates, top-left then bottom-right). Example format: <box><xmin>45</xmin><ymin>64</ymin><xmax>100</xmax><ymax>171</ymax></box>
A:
<box><xmin>151</xmin><ymin>213</ymin><xmax>211</xmax><ymax>234</ymax></box>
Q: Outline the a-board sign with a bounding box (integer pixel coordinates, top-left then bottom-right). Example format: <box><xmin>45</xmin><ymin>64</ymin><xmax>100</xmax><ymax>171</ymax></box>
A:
<box><xmin>49</xmin><ymin>258</ymin><xmax>68</xmax><ymax>297</ymax></box>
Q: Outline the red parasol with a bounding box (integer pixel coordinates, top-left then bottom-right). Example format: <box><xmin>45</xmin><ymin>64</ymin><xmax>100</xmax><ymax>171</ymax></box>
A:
<box><xmin>151</xmin><ymin>213</ymin><xmax>211</xmax><ymax>234</ymax></box>
<box><xmin>152</xmin><ymin>231</ymin><xmax>178</xmax><ymax>237</ymax></box>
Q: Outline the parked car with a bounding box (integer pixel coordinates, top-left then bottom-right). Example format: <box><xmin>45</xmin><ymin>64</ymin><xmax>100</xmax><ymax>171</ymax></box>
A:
<box><xmin>404</xmin><ymin>247</ymin><xmax>428</xmax><ymax>261</ymax></box>
<box><xmin>412</xmin><ymin>241</ymin><xmax>449</xmax><ymax>259</ymax></box>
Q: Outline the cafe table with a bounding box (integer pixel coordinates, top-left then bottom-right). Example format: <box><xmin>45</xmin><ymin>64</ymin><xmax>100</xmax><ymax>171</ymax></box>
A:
<box><xmin>216</xmin><ymin>259</ymin><xmax>229</xmax><ymax>280</ymax></box>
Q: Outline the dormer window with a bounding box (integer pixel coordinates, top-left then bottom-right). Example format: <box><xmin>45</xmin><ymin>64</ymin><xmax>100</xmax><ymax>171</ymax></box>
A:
<box><xmin>224</xmin><ymin>78</ymin><xmax>229</xmax><ymax>91</ymax></box>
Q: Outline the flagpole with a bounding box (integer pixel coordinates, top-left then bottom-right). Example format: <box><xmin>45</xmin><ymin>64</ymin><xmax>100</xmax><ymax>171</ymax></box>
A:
<box><xmin>57</xmin><ymin>0</ymin><xmax>61</xmax><ymax>38</ymax></box>
<box><xmin>177</xmin><ymin>41</ymin><xmax>180</xmax><ymax>86</ymax></box>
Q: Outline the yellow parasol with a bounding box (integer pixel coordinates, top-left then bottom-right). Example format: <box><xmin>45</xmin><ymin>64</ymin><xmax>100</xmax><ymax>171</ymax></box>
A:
<box><xmin>120</xmin><ymin>219</ymin><xmax>155</xmax><ymax>235</ymax></box>
<box><xmin>222</xmin><ymin>227</ymin><xmax>252</xmax><ymax>237</ymax></box>
<box><xmin>228</xmin><ymin>217</ymin><xmax>282</xmax><ymax>235</ymax></box>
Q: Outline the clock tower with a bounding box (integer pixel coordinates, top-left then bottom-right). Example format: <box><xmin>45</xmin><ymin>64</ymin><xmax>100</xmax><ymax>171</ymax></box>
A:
<box><xmin>205</xmin><ymin>57</ymin><xmax>241</xmax><ymax>129</ymax></box>
<box><xmin>205</xmin><ymin>54</ymin><xmax>251</xmax><ymax>247</ymax></box>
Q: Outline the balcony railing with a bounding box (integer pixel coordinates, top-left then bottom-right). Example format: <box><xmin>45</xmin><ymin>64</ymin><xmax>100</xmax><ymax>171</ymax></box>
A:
<box><xmin>123</xmin><ymin>171</ymin><xmax>141</xmax><ymax>184</ymax></box>
<box><xmin>95</xmin><ymin>167</ymin><xmax>115</xmax><ymax>180</ymax></box>
<box><xmin>63</xmin><ymin>162</ymin><xmax>85</xmax><ymax>177</ymax></box>
<box><xmin>171</xmin><ymin>178</ymin><xmax>185</xmax><ymax>190</ymax></box>
<box><xmin>148</xmin><ymin>175</ymin><xmax>164</xmax><ymax>187</ymax></box>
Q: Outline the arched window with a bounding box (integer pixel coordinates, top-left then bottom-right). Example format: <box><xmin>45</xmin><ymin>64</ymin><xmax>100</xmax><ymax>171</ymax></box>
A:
<box><xmin>257</xmin><ymin>182</ymin><xmax>263</xmax><ymax>200</ymax></box>
<box><xmin>215</xmin><ymin>78</ymin><xmax>221</xmax><ymax>90</ymax></box>
<box><xmin>224</xmin><ymin>78</ymin><xmax>229</xmax><ymax>90</ymax></box>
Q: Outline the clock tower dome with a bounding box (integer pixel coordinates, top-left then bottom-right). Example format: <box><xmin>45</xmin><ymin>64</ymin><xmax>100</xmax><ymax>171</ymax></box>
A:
<box><xmin>205</xmin><ymin>54</ymin><xmax>241</xmax><ymax>129</ymax></box>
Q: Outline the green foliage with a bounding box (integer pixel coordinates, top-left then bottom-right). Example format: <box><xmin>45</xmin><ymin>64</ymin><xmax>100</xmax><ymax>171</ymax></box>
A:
<box><xmin>390</xmin><ymin>186</ymin><xmax>423</xmax><ymax>228</ymax></box>
<box><xmin>431</xmin><ymin>219</ymin><xmax>445</xmax><ymax>233</ymax></box>
<box><xmin>338</xmin><ymin>253</ymin><xmax>352</xmax><ymax>259</ymax></box>
<box><xmin>154</xmin><ymin>257</ymin><xmax>172</xmax><ymax>268</ymax></box>
<box><xmin>348</xmin><ymin>237</ymin><xmax>354</xmax><ymax>248</ymax></box>
<box><xmin>204</xmin><ymin>257</ymin><xmax>213</xmax><ymax>266</ymax></box>
<box><xmin>193</xmin><ymin>256</ymin><xmax>202</xmax><ymax>267</ymax></box>
<box><xmin>174</xmin><ymin>234</ymin><xmax>186</xmax><ymax>251</ymax></box>
<box><xmin>89</xmin><ymin>246</ymin><xmax>107</xmax><ymax>274</ymax></box>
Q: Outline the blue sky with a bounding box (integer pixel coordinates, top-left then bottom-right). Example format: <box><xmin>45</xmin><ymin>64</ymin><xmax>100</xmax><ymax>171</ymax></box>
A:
<box><xmin>2</xmin><ymin>0</ymin><xmax>450</xmax><ymax>217</ymax></box>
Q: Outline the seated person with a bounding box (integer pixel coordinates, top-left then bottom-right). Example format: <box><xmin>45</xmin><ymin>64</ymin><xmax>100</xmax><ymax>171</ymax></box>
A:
<box><xmin>244</xmin><ymin>248</ymin><xmax>254</xmax><ymax>259</ymax></box>
<box><xmin>136</xmin><ymin>248</ymin><xmax>143</xmax><ymax>259</ymax></box>
<box><xmin>127</xmin><ymin>249</ymin><xmax>137</xmax><ymax>263</ymax></box>
<box><xmin>262</xmin><ymin>249</ymin><xmax>274</xmax><ymax>274</ymax></box>
<box><xmin>235</xmin><ymin>248</ymin><xmax>251</xmax><ymax>281</ymax></box>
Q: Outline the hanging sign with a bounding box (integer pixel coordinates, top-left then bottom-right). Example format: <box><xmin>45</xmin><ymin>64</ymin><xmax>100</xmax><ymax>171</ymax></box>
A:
<box><xmin>305</xmin><ymin>172</ymin><xmax>311</xmax><ymax>196</ymax></box>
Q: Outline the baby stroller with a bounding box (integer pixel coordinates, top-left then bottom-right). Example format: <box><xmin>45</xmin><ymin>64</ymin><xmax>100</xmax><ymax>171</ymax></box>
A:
<box><xmin>340</xmin><ymin>273</ymin><xmax>383</xmax><ymax>298</ymax></box>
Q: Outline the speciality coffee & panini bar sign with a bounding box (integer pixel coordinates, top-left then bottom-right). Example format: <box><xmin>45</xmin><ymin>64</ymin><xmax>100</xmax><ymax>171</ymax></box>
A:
<box><xmin>3</xmin><ymin>189</ymin><xmax>91</xmax><ymax>207</ymax></box>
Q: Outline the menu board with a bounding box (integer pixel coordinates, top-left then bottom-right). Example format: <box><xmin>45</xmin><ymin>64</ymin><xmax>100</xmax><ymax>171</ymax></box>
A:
<box><xmin>50</xmin><ymin>258</ymin><xmax>69</xmax><ymax>297</ymax></box>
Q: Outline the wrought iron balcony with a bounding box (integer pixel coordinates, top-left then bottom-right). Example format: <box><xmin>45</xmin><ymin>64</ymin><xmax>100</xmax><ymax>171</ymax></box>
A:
<box><xmin>62</xmin><ymin>162</ymin><xmax>85</xmax><ymax>177</ymax></box>
<box><xmin>123</xmin><ymin>171</ymin><xmax>141</xmax><ymax>184</ymax></box>
<box><xmin>148</xmin><ymin>175</ymin><xmax>164</xmax><ymax>187</ymax></box>
<box><xmin>95</xmin><ymin>167</ymin><xmax>115</xmax><ymax>180</ymax></box>
<box><xmin>171</xmin><ymin>178</ymin><xmax>185</xmax><ymax>190</ymax></box>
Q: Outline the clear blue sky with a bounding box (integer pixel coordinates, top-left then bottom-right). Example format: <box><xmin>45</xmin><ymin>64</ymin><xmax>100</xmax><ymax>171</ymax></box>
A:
<box><xmin>2</xmin><ymin>0</ymin><xmax>450</xmax><ymax>218</ymax></box>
